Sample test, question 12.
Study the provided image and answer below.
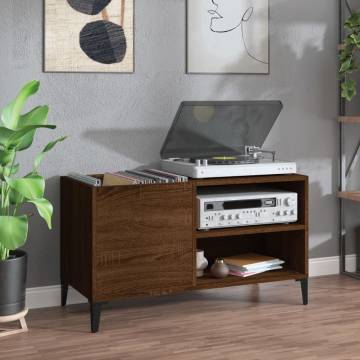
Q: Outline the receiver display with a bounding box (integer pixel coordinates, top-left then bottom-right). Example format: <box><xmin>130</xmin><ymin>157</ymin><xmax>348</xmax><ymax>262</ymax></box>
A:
<box><xmin>205</xmin><ymin>198</ymin><xmax>276</xmax><ymax>211</ymax></box>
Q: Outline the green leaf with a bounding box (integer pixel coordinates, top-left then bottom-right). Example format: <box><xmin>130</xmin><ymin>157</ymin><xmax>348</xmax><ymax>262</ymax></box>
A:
<box><xmin>0</xmin><ymin>124</ymin><xmax>56</xmax><ymax>150</ymax></box>
<box><xmin>0</xmin><ymin>149</ymin><xmax>15</xmax><ymax>166</ymax></box>
<box><xmin>341</xmin><ymin>80</ymin><xmax>357</xmax><ymax>101</ymax></box>
<box><xmin>0</xmin><ymin>127</ymin><xmax>15</xmax><ymax>148</ymax></box>
<box><xmin>19</xmin><ymin>106</ymin><xmax>49</xmax><ymax>128</ymax></box>
<box><xmin>34</xmin><ymin>136</ymin><xmax>67</xmax><ymax>171</ymax></box>
<box><xmin>15</xmin><ymin>106</ymin><xmax>50</xmax><ymax>151</ymax></box>
<box><xmin>1</xmin><ymin>80</ymin><xmax>40</xmax><ymax>130</ymax></box>
<box><xmin>350</xmin><ymin>33</ymin><xmax>360</xmax><ymax>47</ymax></box>
<box><xmin>5</xmin><ymin>174</ymin><xmax>45</xmax><ymax>200</ymax></box>
<box><xmin>8</xmin><ymin>125</ymin><xmax>56</xmax><ymax>150</ymax></box>
<box><xmin>9</xmin><ymin>188</ymin><xmax>24</xmax><ymax>206</ymax></box>
<box><xmin>28</xmin><ymin>198</ymin><xmax>53</xmax><ymax>229</ymax></box>
<box><xmin>8</xmin><ymin>163</ymin><xmax>19</xmax><ymax>176</ymax></box>
<box><xmin>340</xmin><ymin>57</ymin><xmax>353</xmax><ymax>73</ymax></box>
<box><xmin>344</xmin><ymin>36</ymin><xmax>356</xmax><ymax>48</ymax></box>
<box><xmin>345</xmin><ymin>12</ymin><xmax>360</xmax><ymax>30</ymax></box>
<box><xmin>340</xmin><ymin>48</ymin><xmax>354</xmax><ymax>61</ymax></box>
<box><xmin>0</xmin><ymin>163</ymin><xmax>19</xmax><ymax>177</ymax></box>
<box><xmin>0</xmin><ymin>216</ymin><xmax>28</xmax><ymax>250</ymax></box>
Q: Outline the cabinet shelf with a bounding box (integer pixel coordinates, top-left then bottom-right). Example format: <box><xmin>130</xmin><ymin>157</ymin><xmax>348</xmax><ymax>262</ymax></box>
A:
<box><xmin>195</xmin><ymin>223</ymin><xmax>306</xmax><ymax>239</ymax></box>
<box><xmin>196</xmin><ymin>269</ymin><xmax>305</xmax><ymax>290</ymax></box>
<box><xmin>194</xmin><ymin>174</ymin><xmax>307</xmax><ymax>187</ymax></box>
<box><xmin>338</xmin><ymin>191</ymin><xmax>360</xmax><ymax>202</ymax></box>
<box><xmin>339</xmin><ymin>116</ymin><xmax>360</xmax><ymax>124</ymax></box>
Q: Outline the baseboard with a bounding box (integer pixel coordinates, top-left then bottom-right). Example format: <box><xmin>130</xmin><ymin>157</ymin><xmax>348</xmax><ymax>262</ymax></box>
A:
<box><xmin>309</xmin><ymin>254</ymin><xmax>356</xmax><ymax>277</ymax></box>
<box><xmin>26</xmin><ymin>285</ymin><xmax>87</xmax><ymax>309</ymax></box>
<box><xmin>26</xmin><ymin>255</ymin><xmax>357</xmax><ymax>310</ymax></box>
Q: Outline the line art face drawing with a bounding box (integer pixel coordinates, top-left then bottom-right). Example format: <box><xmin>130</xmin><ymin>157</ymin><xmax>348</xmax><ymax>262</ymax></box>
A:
<box><xmin>207</xmin><ymin>0</ymin><xmax>268</xmax><ymax>65</ymax></box>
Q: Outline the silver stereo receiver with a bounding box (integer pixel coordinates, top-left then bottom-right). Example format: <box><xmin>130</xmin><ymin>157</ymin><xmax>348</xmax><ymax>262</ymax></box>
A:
<box><xmin>197</xmin><ymin>190</ymin><xmax>298</xmax><ymax>230</ymax></box>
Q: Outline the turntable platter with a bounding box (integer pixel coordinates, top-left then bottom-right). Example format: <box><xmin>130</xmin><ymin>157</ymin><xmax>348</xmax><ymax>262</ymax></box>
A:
<box><xmin>211</xmin><ymin>156</ymin><xmax>238</xmax><ymax>161</ymax></box>
<box><xmin>208</xmin><ymin>156</ymin><xmax>258</xmax><ymax>165</ymax></box>
<box><xmin>187</xmin><ymin>155</ymin><xmax>259</xmax><ymax>165</ymax></box>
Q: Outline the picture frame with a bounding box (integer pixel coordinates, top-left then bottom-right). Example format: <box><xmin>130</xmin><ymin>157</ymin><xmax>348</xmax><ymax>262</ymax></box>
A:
<box><xmin>44</xmin><ymin>0</ymin><xmax>134</xmax><ymax>73</ymax></box>
<box><xmin>186</xmin><ymin>0</ymin><xmax>269</xmax><ymax>74</ymax></box>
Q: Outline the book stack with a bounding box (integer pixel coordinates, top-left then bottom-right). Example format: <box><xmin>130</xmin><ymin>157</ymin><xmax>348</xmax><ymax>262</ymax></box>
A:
<box><xmin>103</xmin><ymin>169</ymin><xmax>188</xmax><ymax>186</ymax></box>
<box><xmin>224</xmin><ymin>253</ymin><xmax>284</xmax><ymax>278</ymax></box>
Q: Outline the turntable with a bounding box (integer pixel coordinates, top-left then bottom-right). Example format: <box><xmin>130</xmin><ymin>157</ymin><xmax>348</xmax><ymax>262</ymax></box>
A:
<box><xmin>160</xmin><ymin>101</ymin><xmax>296</xmax><ymax>179</ymax></box>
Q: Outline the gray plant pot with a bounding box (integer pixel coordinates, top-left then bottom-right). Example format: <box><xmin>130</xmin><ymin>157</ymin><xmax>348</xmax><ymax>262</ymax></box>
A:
<box><xmin>0</xmin><ymin>250</ymin><xmax>27</xmax><ymax>316</ymax></box>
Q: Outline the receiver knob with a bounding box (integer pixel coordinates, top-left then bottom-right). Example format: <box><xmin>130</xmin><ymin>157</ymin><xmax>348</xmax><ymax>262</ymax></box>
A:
<box><xmin>285</xmin><ymin>197</ymin><xmax>295</xmax><ymax>206</ymax></box>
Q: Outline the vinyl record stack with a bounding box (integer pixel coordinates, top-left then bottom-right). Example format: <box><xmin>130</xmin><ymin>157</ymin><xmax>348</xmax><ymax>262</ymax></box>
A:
<box><xmin>103</xmin><ymin>169</ymin><xmax>188</xmax><ymax>186</ymax></box>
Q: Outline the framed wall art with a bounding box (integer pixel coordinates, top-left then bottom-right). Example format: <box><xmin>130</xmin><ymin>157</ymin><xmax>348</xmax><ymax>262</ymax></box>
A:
<box><xmin>187</xmin><ymin>0</ymin><xmax>269</xmax><ymax>74</ymax></box>
<box><xmin>45</xmin><ymin>0</ymin><xmax>134</xmax><ymax>73</ymax></box>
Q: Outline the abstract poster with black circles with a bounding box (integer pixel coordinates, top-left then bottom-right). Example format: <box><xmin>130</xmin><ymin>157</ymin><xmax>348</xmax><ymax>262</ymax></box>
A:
<box><xmin>45</xmin><ymin>0</ymin><xmax>134</xmax><ymax>72</ymax></box>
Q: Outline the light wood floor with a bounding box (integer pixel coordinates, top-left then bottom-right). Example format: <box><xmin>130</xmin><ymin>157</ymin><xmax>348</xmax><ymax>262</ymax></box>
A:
<box><xmin>1</xmin><ymin>276</ymin><xmax>360</xmax><ymax>360</ymax></box>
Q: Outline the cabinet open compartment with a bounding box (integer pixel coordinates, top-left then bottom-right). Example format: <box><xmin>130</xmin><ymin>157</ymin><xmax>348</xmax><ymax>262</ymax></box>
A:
<box><xmin>195</xmin><ymin>230</ymin><xmax>307</xmax><ymax>289</ymax></box>
<box><xmin>193</xmin><ymin>175</ymin><xmax>308</xmax><ymax>290</ymax></box>
<box><xmin>195</xmin><ymin>178</ymin><xmax>307</xmax><ymax>228</ymax></box>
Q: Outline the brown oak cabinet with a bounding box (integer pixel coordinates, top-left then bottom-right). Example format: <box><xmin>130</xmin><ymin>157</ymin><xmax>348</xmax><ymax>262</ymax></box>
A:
<box><xmin>61</xmin><ymin>174</ymin><xmax>308</xmax><ymax>333</ymax></box>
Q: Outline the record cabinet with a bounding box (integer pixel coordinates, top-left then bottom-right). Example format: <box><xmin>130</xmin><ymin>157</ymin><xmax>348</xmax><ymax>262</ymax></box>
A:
<box><xmin>60</xmin><ymin>174</ymin><xmax>308</xmax><ymax>333</ymax></box>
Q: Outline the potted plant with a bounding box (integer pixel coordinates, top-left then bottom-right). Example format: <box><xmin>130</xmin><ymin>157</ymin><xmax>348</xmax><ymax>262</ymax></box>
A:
<box><xmin>0</xmin><ymin>80</ymin><xmax>65</xmax><ymax>316</ymax></box>
<box><xmin>340</xmin><ymin>10</ymin><xmax>360</xmax><ymax>101</ymax></box>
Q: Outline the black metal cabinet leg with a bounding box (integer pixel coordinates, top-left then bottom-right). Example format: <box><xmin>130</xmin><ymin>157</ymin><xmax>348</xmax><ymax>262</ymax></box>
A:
<box><xmin>61</xmin><ymin>282</ymin><xmax>69</xmax><ymax>307</ymax></box>
<box><xmin>300</xmin><ymin>278</ymin><xmax>308</xmax><ymax>305</ymax></box>
<box><xmin>90</xmin><ymin>302</ymin><xmax>103</xmax><ymax>333</ymax></box>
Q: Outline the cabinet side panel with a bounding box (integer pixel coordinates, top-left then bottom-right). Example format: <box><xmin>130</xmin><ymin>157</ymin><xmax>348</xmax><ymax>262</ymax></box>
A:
<box><xmin>61</xmin><ymin>177</ymin><xmax>93</xmax><ymax>300</ymax></box>
<box><xmin>279</xmin><ymin>178</ymin><xmax>308</xmax><ymax>275</ymax></box>
<box><xmin>94</xmin><ymin>184</ymin><xmax>194</xmax><ymax>301</ymax></box>
<box><xmin>264</xmin><ymin>178</ymin><xmax>308</xmax><ymax>276</ymax></box>
<box><xmin>304</xmin><ymin>177</ymin><xmax>309</xmax><ymax>275</ymax></box>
